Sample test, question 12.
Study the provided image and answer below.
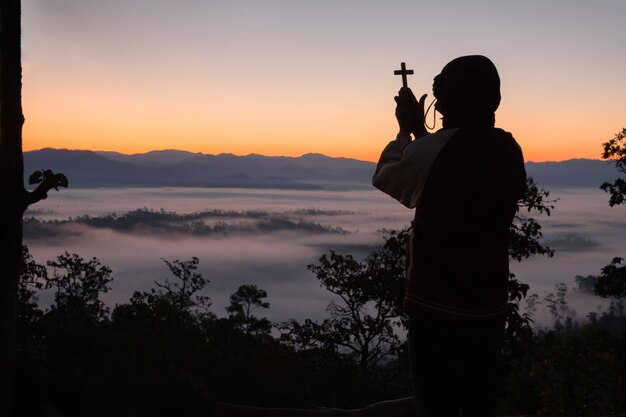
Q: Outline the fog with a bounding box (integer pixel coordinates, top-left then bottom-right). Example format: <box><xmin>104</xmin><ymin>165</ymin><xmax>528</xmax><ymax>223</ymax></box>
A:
<box><xmin>24</xmin><ymin>186</ymin><xmax>626</xmax><ymax>327</ymax></box>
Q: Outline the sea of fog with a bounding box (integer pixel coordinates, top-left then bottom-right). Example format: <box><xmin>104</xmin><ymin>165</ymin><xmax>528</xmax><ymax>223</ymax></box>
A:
<box><xmin>24</xmin><ymin>186</ymin><xmax>626</xmax><ymax>327</ymax></box>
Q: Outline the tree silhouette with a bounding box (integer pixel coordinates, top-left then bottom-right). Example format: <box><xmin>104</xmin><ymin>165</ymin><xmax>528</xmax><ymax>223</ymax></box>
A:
<box><xmin>279</xmin><ymin>177</ymin><xmax>555</xmax><ymax>406</ymax></box>
<box><xmin>593</xmin><ymin>257</ymin><xmax>626</xmax><ymax>299</ymax></box>
<box><xmin>281</xmin><ymin>249</ymin><xmax>402</xmax><ymax>404</ymax></box>
<box><xmin>1</xmin><ymin>2</ymin><xmax>68</xmax><ymax>414</ymax></box>
<box><xmin>151</xmin><ymin>257</ymin><xmax>211</xmax><ymax>313</ymax></box>
<box><xmin>504</xmin><ymin>178</ymin><xmax>555</xmax><ymax>358</ymax></box>
<box><xmin>16</xmin><ymin>246</ymin><xmax>46</xmax><ymax>326</ymax></box>
<box><xmin>600</xmin><ymin>128</ymin><xmax>626</xmax><ymax>207</ymax></box>
<box><xmin>593</xmin><ymin>129</ymin><xmax>626</xmax><ymax>299</ymax></box>
<box><xmin>544</xmin><ymin>283</ymin><xmax>577</xmax><ymax>331</ymax></box>
<box><xmin>226</xmin><ymin>284</ymin><xmax>271</xmax><ymax>337</ymax></box>
<box><xmin>45</xmin><ymin>252</ymin><xmax>113</xmax><ymax>319</ymax></box>
<box><xmin>109</xmin><ymin>257</ymin><xmax>215</xmax><ymax>417</ymax></box>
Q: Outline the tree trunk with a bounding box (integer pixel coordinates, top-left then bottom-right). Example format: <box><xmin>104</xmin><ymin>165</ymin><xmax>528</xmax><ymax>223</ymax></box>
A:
<box><xmin>0</xmin><ymin>1</ymin><xmax>25</xmax><ymax>416</ymax></box>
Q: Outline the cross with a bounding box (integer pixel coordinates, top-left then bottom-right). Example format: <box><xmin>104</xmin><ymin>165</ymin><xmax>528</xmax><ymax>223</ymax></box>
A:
<box><xmin>394</xmin><ymin>62</ymin><xmax>414</xmax><ymax>88</ymax></box>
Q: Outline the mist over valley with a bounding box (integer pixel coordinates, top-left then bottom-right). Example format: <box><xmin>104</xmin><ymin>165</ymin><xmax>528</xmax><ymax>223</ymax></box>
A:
<box><xmin>23</xmin><ymin>182</ymin><xmax>626</xmax><ymax>327</ymax></box>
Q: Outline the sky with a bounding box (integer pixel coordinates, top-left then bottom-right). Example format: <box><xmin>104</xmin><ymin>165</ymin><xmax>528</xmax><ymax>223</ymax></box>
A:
<box><xmin>21</xmin><ymin>0</ymin><xmax>626</xmax><ymax>162</ymax></box>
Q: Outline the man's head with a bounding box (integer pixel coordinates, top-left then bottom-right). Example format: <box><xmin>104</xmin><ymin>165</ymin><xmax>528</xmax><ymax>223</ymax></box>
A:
<box><xmin>433</xmin><ymin>55</ymin><xmax>501</xmax><ymax>128</ymax></box>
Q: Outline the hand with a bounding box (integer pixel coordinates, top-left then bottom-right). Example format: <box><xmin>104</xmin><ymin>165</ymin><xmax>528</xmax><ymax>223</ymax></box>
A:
<box><xmin>395</xmin><ymin>88</ymin><xmax>427</xmax><ymax>138</ymax></box>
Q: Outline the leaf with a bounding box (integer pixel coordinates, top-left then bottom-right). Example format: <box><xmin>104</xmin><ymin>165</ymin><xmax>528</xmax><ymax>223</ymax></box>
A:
<box><xmin>28</xmin><ymin>170</ymin><xmax>43</xmax><ymax>185</ymax></box>
<box><xmin>53</xmin><ymin>173</ymin><xmax>69</xmax><ymax>190</ymax></box>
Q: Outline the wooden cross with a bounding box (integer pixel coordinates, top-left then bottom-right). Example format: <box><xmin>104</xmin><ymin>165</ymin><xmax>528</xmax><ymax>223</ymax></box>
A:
<box><xmin>394</xmin><ymin>62</ymin><xmax>414</xmax><ymax>88</ymax></box>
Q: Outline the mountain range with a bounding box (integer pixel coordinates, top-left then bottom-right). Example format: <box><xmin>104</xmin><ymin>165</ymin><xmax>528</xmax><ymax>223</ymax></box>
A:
<box><xmin>23</xmin><ymin>148</ymin><xmax>622</xmax><ymax>190</ymax></box>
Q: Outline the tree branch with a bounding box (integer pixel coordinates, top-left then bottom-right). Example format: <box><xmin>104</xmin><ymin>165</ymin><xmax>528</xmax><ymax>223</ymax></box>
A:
<box><xmin>23</xmin><ymin>170</ymin><xmax>68</xmax><ymax>210</ymax></box>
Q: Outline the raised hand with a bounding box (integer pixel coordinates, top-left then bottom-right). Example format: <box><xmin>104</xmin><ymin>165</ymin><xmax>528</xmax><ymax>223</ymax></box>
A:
<box><xmin>394</xmin><ymin>88</ymin><xmax>428</xmax><ymax>138</ymax></box>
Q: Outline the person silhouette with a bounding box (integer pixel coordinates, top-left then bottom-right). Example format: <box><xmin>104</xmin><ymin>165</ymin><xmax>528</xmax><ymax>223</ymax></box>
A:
<box><xmin>373</xmin><ymin>55</ymin><xmax>526</xmax><ymax>417</ymax></box>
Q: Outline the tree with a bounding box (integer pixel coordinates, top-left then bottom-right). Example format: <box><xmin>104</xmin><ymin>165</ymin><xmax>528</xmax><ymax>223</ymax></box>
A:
<box><xmin>109</xmin><ymin>257</ymin><xmax>215</xmax><ymax>417</ymax></box>
<box><xmin>118</xmin><ymin>257</ymin><xmax>211</xmax><ymax>324</ymax></box>
<box><xmin>600</xmin><ymin>128</ymin><xmax>626</xmax><ymax>207</ymax></box>
<box><xmin>45</xmin><ymin>252</ymin><xmax>113</xmax><ymax>319</ymax></box>
<box><xmin>505</xmin><ymin>178</ymin><xmax>555</xmax><ymax>351</ymax></box>
<box><xmin>530</xmin><ymin>326</ymin><xmax>624</xmax><ymax>417</ymax></box>
<box><xmin>17</xmin><ymin>246</ymin><xmax>46</xmax><ymax>327</ymax></box>
<box><xmin>0</xmin><ymin>3</ymin><xmax>28</xmax><ymax>412</ymax></box>
<box><xmin>594</xmin><ymin>257</ymin><xmax>626</xmax><ymax>299</ymax></box>
<box><xmin>364</xmin><ymin>229</ymin><xmax>410</xmax><ymax>325</ymax></box>
<box><xmin>226</xmin><ymin>284</ymin><xmax>271</xmax><ymax>337</ymax></box>
<box><xmin>575</xmin><ymin>274</ymin><xmax>599</xmax><ymax>294</ymax></box>
<box><xmin>593</xmin><ymin>129</ymin><xmax>626</xmax><ymax>299</ymax></box>
<box><xmin>280</xmin><ymin>177</ymin><xmax>555</xmax><ymax>405</ymax></box>
<box><xmin>28</xmin><ymin>253</ymin><xmax>113</xmax><ymax>417</ymax></box>
<box><xmin>544</xmin><ymin>283</ymin><xmax>577</xmax><ymax>331</ymax></box>
<box><xmin>151</xmin><ymin>257</ymin><xmax>211</xmax><ymax>313</ymax></box>
<box><xmin>281</xmin><ymin>249</ymin><xmax>402</xmax><ymax>404</ymax></box>
<box><xmin>1</xmin><ymin>3</ymin><xmax>67</xmax><ymax>413</ymax></box>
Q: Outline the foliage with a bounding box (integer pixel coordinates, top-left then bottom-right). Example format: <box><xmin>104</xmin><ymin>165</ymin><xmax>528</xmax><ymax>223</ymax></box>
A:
<box><xmin>226</xmin><ymin>284</ymin><xmax>271</xmax><ymax>337</ymax></box>
<box><xmin>28</xmin><ymin>169</ymin><xmax>68</xmax><ymax>190</ymax></box>
<box><xmin>17</xmin><ymin>246</ymin><xmax>46</xmax><ymax>326</ymax></box>
<box><xmin>108</xmin><ymin>258</ymin><xmax>215</xmax><ymax>417</ymax></box>
<box><xmin>365</xmin><ymin>229</ymin><xmax>410</xmax><ymax>324</ymax></box>
<box><xmin>281</xmin><ymin>246</ymin><xmax>403</xmax><ymax>403</ymax></box>
<box><xmin>593</xmin><ymin>128</ymin><xmax>626</xmax><ymax>308</ymax></box>
<box><xmin>520</xmin><ymin>128</ymin><xmax>626</xmax><ymax>415</ymax></box>
<box><xmin>575</xmin><ymin>274</ymin><xmax>599</xmax><ymax>294</ymax></box>
<box><xmin>509</xmin><ymin>177</ymin><xmax>555</xmax><ymax>262</ymax></box>
<box><xmin>10</xmin><ymin>167</ymin><xmax>625</xmax><ymax>416</ymax></box>
<box><xmin>499</xmin><ymin>291</ymin><xmax>626</xmax><ymax>417</ymax></box>
<box><xmin>12</xmin><ymin>237</ymin><xmax>626</xmax><ymax>417</ymax></box>
<box><xmin>600</xmin><ymin>128</ymin><xmax>626</xmax><ymax>206</ymax></box>
<box><xmin>45</xmin><ymin>251</ymin><xmax>113</xmax><ymax>319</ymax></box>
<box><xmin>17</xmin><ymin>252</ymin><xmax>114</xmax><ymax>417</ymax></box>
<box><xmin>544</xmin><ymin>283</ymin><xmax>577</xmax><ymax>331</ymax></box>
<box><xmin>594</xmin><ymin>257</ymin><xmax>626</xmax><ymax>299</ymax></box>
<box><xmin>151</xmin><ymin>256</ymin><xmax>212</xmax><ymax>313</ymax></box>
<box><xmin>504</xmin><ymin>178</ymin><xmax>555</xmax><ymax>362</ymax></box>
<box><xmin>530</xmin><ymin>326</ymin><xmax>626</xmax><ymax>417</ymax></box>
<box><xmin>24</xmin><ymin>168</ymin><xmax>69</xmax><ymax>209</ymax></box>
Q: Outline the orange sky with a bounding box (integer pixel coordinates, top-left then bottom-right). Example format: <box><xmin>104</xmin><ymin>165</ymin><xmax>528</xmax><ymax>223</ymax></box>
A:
<box><xmin>21</xmin><ymin>0</ymin><xmax>626</xmax><ymax>163</ymax></box>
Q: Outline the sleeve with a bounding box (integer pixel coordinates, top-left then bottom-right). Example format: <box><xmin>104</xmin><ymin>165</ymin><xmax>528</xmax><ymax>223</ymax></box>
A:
<box><xmin>371</xmin><ymin>132</ymin><xmax>421</xmax><ymax>209</ymax></box>
<box><xmin>372</xmin><ymin>129</ymin><xmax>458</xmax><ymax>209</ymax></box>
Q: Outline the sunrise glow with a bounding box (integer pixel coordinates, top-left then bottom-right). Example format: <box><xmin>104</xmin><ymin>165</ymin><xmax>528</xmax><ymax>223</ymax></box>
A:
<box><xmin>21</xmin><ymin>0</ymin><xmax>626</xmax><ymax>163</ymax></box>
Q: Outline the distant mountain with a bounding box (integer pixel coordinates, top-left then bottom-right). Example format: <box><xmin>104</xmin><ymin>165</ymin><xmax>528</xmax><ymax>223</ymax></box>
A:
<box><xmin>96</xmin><ymin>149</ymin><xmax>204</xmax><ymax>165</ymax></box>
<box><xmin>25</xmin><ymin>148</ymin><xmax>375</xmax><ymax>190</ymax></box>
<box><xmin>24</xmin><ymin>148</ymin><xmax>622</xmax><ymax>190</ymax></box>
<box><xmin>525</xmin><ymin>158</ymin><xmax>620</xmax><ymax>188</ymax></box>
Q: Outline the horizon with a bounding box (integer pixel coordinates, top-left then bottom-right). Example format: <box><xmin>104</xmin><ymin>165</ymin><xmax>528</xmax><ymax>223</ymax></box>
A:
<box><xmin>21</xmin><ymin>1</ymin><xmax>625</xmax><ymax>163</ymax></box>
<box><xmin>23</xmin><ymin>146</ymin><xmax>613</xmax><ymax>164</ymax></box>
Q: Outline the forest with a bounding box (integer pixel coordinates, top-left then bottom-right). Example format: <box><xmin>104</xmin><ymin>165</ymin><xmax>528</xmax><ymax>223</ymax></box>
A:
<box><xmin>12</xmin><ymin>156</ymin><xmax>626</xmax><ymax>416</ymax></box>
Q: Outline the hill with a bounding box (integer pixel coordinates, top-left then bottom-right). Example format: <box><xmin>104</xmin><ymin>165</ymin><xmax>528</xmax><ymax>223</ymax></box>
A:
<box><xmin>23</xmin><ymin>148</ymin><xmax>622</xmax><ymax>190</ymax></box>
<box><xmin>24</xmin><ymin>148</ymin><xmax>373</xmax><ymax>190</ymax></box>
